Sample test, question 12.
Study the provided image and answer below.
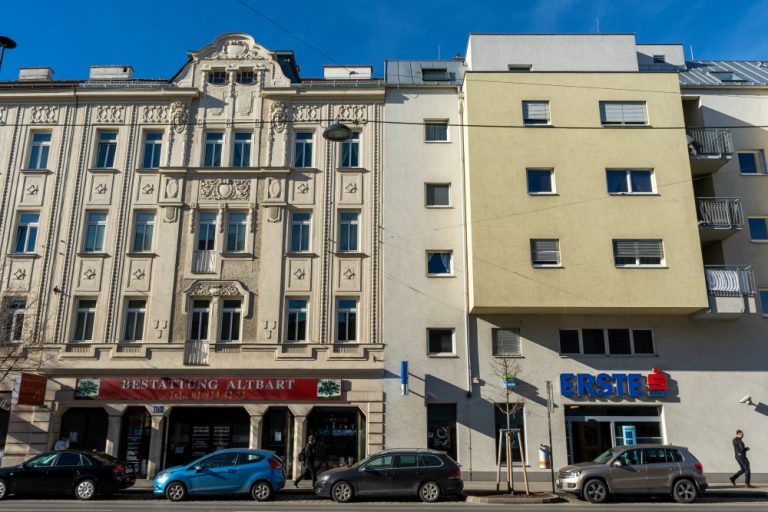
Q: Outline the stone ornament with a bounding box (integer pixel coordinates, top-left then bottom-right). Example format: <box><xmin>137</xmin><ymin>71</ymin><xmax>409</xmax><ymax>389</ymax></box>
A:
<box><xmin>165</xmin><ymin>178</ymin><xmax>180</xmax><ymax>199</ymax></box>
<box><xmin>200</xmin><ymin>178</ymin><xmax>250</xmax><ymax>201</ymax></box>
<box><xmin>293</xmin><ymin>268</ymin><xmax>305</xmax><ymax>280</ymax></box>
<box><xmin>95</xmin><ymin>183</ymin><xmax>108</xmax><ymax>195</ymax></box>
<box><xmin>296</xmin><ymin>183</ymin><xmax>310</xmax><ymax>194</ymax></box>
<box><xmin>132</xmin><ymin>269</ymin><xmax>146</xmax><ymax>280</ymax></box>
<box><xmin>169</xmin><ymin>101</ymin><xmax>189</xmax><ymax>133</ymax></box>
<box><xmin>270</xmin><ymin>101</ymin><xmax>287</xmax><ymax>133</ymax></box>
<box><xmin>292</xmin><ymin>104</ymin><xmax>321</xmax><ymax>122</ymax></box>
<box><xmin>267</xmin><ymin>178</ymin><xmax>282</xmax><ymax>200</ymax></box>
<box><xmin>343</xmin><ymin>268</ymin><xmax>356</xmax><ymax>280</ymax></box>
<box><xmin>96</xmin><ymin>105</ymin><xmax>125</xmax><ymax>124</ymax></box>
<box><xmin>336</xmin><ymin>104</ymin><xmax>368</xmax><ymax>124</ymax></box>
<box><xmin>345</xmin><ymin>182</ymin><xmax>358</xmax><ymax>193</ymax></box>
<box><xmin>211</xmin><ymin>40</ymin><xmax>267</xmax><ymax>60</ymax></box>
<box><xmin>142</xmin><ymin>105</ymin><xmax>168</xmax><ymax>124</ymax></box>
<box><xmin>26</xmin><ymin>184</ymin><xmax>39</xmax><ymax>195</ymax></box>
<box><xmin>188</xmin><ymin>281</ymin><xmax>240</xmax><ymax>296</ymax></box>
<box><xmin>13</xmin><ymin>268</ymin><xmax>26</xmax><ymax>280</ymax></box>
<box><xmin>83</xmin><ymin>269</ymin><xmax>97</xmax><ymax>280</ymax></box>
<box><xmin>141</xmin><ymin>183</ymin><xmax>155</xmax><ymax>194</ymax></box>
<box><xmin>0</xmin><ymin>106</ymin><xmax>7</xmax><ymax>125</ymax></box>
<box><xmin>30</xmin><ymin>105</ymin><xmax>59</xmax><ymax>124</ymax></box>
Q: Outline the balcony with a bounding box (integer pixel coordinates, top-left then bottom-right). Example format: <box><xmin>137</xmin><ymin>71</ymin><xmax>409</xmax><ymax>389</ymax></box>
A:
<box><xmin>686</xmin><ymin>128</ymin><xmax>733</xmax><ymax>176</ymax></box>
<box><xmin>697</xmin><ymin>197</ymin><xmax>743</xmax><ymax>242</ymax></box>
<box><xmin>696</xmin><ymin>265</ymin><xmax>757</xmax><ymax>318</ymax></box>
<box><xmin>184</xmin><ymin>339</ymin><xmax>209</xmax><ymax>365</ymax></box>
<box><xmin>192</xmin><ymin>250</ymin><xmax>216</xmax><ymax>273</ymax></box>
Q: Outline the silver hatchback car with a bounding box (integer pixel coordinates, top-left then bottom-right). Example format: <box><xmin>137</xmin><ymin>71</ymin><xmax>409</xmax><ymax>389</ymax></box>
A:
<box><xmin>557</xmin><ymin>444</ymin><xmax>707</xmax><ymax>504</ymax></box>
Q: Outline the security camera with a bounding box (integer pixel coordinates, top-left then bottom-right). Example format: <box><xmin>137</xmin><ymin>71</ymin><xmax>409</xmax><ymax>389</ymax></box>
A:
<box><xmin>739</xmin><ymin>395</ymin><xmax>755</xmax><ymax>405</ymax></box>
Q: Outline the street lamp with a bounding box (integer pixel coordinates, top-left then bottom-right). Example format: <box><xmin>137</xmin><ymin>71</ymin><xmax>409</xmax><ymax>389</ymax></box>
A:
<box><xmin>0</xmin><ymin>36</ymin><xmax>17</xmax><ymax>73</ymax></box>
<box><xmin>322</xmin><ymin>122</ymin><xmax>353</xmax><ymax>142</ymax></box>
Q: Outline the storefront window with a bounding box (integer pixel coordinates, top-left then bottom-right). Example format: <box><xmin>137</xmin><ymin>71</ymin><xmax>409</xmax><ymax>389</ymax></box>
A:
<box><xmin>120</xmin><ymin>406</ymin><xmax>151</xmax><ymax>477</ymax></box>
<box><xmin>494</xmin><ymin>406</ymin><xmax>525</xmax><ymax>463</ymax></box>
<box><xmin>261</xmin><ymin>407</ymin><xmax>294</xmax><ymax>475</ymax></box>
<box><xmin>165</xmin><ymin>407</ymin><xmax>249</xmax><ymax>468</ymax></box>
<box><xmin>59</xmin><ymin>407</ymin><xmax>108</xmax><ymax>451</ymax></box>
<box><xmin>307</xmin><ymin>407</ymin><xmax>365</xmax><ymax>470</ymax></box>
<box><xmin>427</xmin><ymin>404</ymin><xmax>457</xmax><ymax>461</ymax></box>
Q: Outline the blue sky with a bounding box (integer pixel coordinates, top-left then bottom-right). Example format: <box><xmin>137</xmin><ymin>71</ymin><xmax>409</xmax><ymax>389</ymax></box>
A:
<box><xmin>2</xmin><ymin>0</ymin><xmax>767</xmax><ymax>80</ymax></box>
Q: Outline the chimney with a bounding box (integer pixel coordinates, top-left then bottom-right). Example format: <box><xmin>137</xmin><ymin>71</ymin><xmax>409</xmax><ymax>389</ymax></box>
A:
<box><xmin>19</xmin><ymin>67</ymin><xmax>53</xmax><ymax>81</ymax></box>
<box><xmin>89</xmin><ymin>65</ymin><xmax>134</xmax><ymax>80</ymax></box>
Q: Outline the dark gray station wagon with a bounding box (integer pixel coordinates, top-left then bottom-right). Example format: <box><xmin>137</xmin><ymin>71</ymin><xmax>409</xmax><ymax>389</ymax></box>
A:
<box><xmin>314</xmin><ymin>449</ymin><xmax>463</xmax><ymax>503</ymax></box>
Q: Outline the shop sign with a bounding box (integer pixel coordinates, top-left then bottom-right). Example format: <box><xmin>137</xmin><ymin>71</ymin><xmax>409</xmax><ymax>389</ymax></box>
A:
<box><xmin>12</xmin><ymin>373</ymin><xmax>47</xmax><ymax>406</ymax></box>
<box><xmin>560</xmin><ymin>368</ymin><xmax>668</xmax><ymax>399</ymax></box>
<box><xmin>74</xmin><ymin>377</ymin><xmax>342</xmax><ymax>402</ymax></box>
<box><xmin>622</xmin><ymin>425</ymin><xmax>637</xmax><ymax>445</ymax></box>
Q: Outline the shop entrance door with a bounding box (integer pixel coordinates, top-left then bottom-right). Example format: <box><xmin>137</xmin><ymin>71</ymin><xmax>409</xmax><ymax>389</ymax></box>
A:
<box><xmin>427</xmin><ymin>404</ymin><xmax>457</xmax><ymax>461</ymax></box>
<box><xmin>60</xmin><ymin>407</ymin><xmax>108</xmax><ymax>451</ymax></box>
<box><xmin>120</xmin><ymin>406</ymin><xmax>152</xmax><ymax>477</ymax></box>
<box><xmin>165</xmin><ymin>407</ymin><xmax>250</xmax><ymax>468</ymax></box>
<box><xmin>261</xmin><ymin>407</ymin><xmax>294</xmax><ymax>475</ymax></box>
<box><xmin>307</xmin><ymin>407</ymin><xmax>365</xmax><ymax>470</ymax></box>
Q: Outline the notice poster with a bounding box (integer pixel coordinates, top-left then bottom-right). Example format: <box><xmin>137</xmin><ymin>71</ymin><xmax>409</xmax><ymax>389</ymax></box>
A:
<box><xmin>212</xmin><ymin>425</ymin><xmax>231</xmax><ymax>451</ymax></box>
<box><xmin>191</xmin><ymin>425</ymin><xmax>210</xmax><ymax>458</ymax></box>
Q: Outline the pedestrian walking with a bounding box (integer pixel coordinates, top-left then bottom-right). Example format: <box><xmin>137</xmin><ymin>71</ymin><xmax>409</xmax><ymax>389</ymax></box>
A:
<box><xmin>53</xmin><ymin>436</ymin><xmax>69</xmax><ymax>451</ymax></box>
<box><xmin>293</xmin><ymin>435</ymin><xmax>318</xmax><ymax>487</ymax></box>
<box><xmin>730</xmin><ymin>429</ymin><xmax>754</xmax><ymax>488</ymax></box>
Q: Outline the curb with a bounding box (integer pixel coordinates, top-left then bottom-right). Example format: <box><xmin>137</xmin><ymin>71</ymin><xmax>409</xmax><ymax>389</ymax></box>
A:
<box><xmin>465</xmin><ymin>493</ymin><xmax>565</xmax><ymax>504</ymax></box>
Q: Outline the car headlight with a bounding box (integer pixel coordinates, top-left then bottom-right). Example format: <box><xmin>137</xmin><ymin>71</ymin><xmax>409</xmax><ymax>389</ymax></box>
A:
<box><xmin>563</xmin><ymin>470</ymin><xmax>582</xmax><ymax>479</ymax></box>
<box><xmin>317</xmin><ymin>474</ymin><xmax>330</xmax><ymax>482</ymax></box>
<box><xmin>156</xmin><ymin>471</ymin><xmax>170</xmax><ymax>481</ymax></box>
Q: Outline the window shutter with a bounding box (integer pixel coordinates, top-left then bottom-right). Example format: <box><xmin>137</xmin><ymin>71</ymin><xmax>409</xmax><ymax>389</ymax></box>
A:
<box><xmin>531</xmin><ymin>239</ymin><xmax>560</xmax><ymax>264</ymax></box>
<box><xmin>493</xmin><ymin>328</ymin><xmax>521</xmax><ymax>356</ymax></box>
<box><xmin>613</xmin><ymin>239</ymin><xmax>663</xmax><ymax>258</ymax></box>
<box><xmin>621</xmin><ymin>102</ymin><xmax>647</xmax><ymax>124</ymax></box>
<box><xmin>600</xmin><ymin>102</ymin><xmax>646</xmax><ymax>124</ymax></box>
<box><xmin>600</xmin><ymin>102</ymin><xmax>624</xmax><ymax>123</ymax></box>
<box><xmin>523</xmin><ymin>101</ymin><xmax>549</xmax><ymax>122</ymax></box>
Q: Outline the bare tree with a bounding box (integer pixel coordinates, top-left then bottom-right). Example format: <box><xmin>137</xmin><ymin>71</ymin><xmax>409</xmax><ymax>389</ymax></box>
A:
<box><xmin>491</xmin><ymin>356</ymin><xmax>529</xmax><ymax>495</ymax></box>
<box><xmin>0</xmin><ymin>294</ymin><xmax>45</xmax><ymax>385</ymax></box>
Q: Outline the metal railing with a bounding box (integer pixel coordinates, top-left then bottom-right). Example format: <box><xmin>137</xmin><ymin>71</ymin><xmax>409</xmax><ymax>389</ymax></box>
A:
<box><xmin>295</xmin><ymin>79</ymin><xmax>385</xmax><ymax>88</ymax></box>
<box><xmin>697</xmin><ymin>197</ymin><xmax>743</xmax><ymax>229</ymax></box>
<box><xmin>192</xmin><ymin>250</ymin><xmax>216</xmax><ymax>273</ymax></box>
<box><xmin>686</xmin><ymin>128</ymin><xmax>734</xmax><ymax>156</ymax></box>
<box><xmin>704</xmin><ymin>266</ymin><xmax>756</xmax><ymax>297</ymax></box>
<box><xmin>184</xmin><ymin>340</ymin><xmax>209</xmax><ymax>365</ymax></box>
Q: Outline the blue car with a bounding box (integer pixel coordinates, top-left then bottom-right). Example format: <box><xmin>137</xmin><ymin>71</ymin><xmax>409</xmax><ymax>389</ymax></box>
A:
<box><xmin>153</xmin><ymin>449</ymin><xmax>285</xmax><ymax>502</ymax></box>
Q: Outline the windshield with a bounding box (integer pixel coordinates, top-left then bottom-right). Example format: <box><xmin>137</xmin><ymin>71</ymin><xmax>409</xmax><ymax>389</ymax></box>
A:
<box><xmin>592</xmin><ymin>449</ymin><xmax>618</xmax><ymax>464</ymax></box>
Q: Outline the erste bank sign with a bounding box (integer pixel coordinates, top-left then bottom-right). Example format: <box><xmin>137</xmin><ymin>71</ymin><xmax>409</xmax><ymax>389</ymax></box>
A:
<box><xmin>560</xmin><ymin>368</ymin><xmax>668</xmax><ymax>398</ymax></box>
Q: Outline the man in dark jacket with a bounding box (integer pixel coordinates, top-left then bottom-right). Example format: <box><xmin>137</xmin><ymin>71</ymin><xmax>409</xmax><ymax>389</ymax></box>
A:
<box><xmin>293</xmin><ymin>435</ymin><xmax>318</xmax><ymax>487</ymax></box>
<box><xmin>730</xmin><ymin>430</ymin><xmax>753</xmax><ymax>488</ymax></box>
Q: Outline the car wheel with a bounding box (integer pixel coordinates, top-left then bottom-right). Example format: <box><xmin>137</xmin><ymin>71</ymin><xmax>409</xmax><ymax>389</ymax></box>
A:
<box><xmin>583</xmin><ymin>478</ymin><xmax>608</xmax><ymax>504</ymax></box>
<box><xmin>74</xmin><ymin>479</ymin><xmax>96</xmax><ymax>500</ymax></box>
<box><xmin>672</xmin><ymin>478</ymin><xmax>698</xmax><ymax>504</ymax></box>
<box><xmin>418</xmin><ymin>481</ymin><xmax>442</xmax><ymax>503</ymax></box>
<box><xmin>331</xmin><ymin>481</ymin><xmax>354</xmax><ymax>503</ymax></box>
<box><xmin>0</xmin><ymin>478</ymin><xmax>8</xmax><ymax>500</ymax></box>
<box><xmin>165</xmin><ymin>481</ymin><xmax>187</xmax><ymax>502</ymax></box>
<box><xmin>251</xmin><ymin>480</ymin><xmax>273</xmax><ymax>501</ymax></box>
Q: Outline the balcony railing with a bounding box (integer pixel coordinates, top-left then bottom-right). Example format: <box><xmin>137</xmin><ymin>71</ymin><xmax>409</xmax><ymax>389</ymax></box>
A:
<box><xmin>184</xmin><ymin>339</ymin><xmax>209</xmax><ymax>365</ymax></box>
<box><xmin>697</xmin><ymin>197</ymin><xmax>743</xmax><ymax>229</ymax></box>
<box><xmin>686</xmin><ymin>128</ymin><xmax>733</xmax><ymax>156</ymax></box>
<box><xmin>704</xmin><ymin>266</ymin><xmax>756</xmax><ymax>297</ymax></box>
<box><xmin>192</xmin><ymin>250</ymin><xmax>216</xmax><ymax>273</ymax></box>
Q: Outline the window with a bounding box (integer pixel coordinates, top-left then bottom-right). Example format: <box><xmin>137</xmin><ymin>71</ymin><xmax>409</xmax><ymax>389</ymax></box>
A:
<box><xmin>73</xmin><ymin>299</ymin><xmax>97</xmax><ymax>342</ymax></box>
<box><xmin>220</xmin><ymin>299</ymin><xmax>242</xmax><ymax>342</ymax></box>
<box><xmin>617</xmin><ymin>449</ymin><xmax>644</xmax><ymax>466</ymax></box>
<box><xmin>290</xmin><ymin>212</ymin><xmax>311</xmax><ymax>252</ymax></box>
<box><xmin>200</xmin><ymin>452</ymin><xmax>239</xmax><ymax>468</ymax></box>
<box><xmin>204</xmin><ymin>132</ymin><xmax>223</xmax><ymax>167</ymax></box>
<box><xmin>236</xmin><ymin>70</ymin><xmax>254</xmax><ymax>84</ymax></box>
<box><xmin>338</xmin><ymin>212</ymin><xmax>359</xmax><ymax>252</ymax></box>
<box><xmin>522</xmin><ymin>101</ymin><xmax>550</xmax><ymax>125</ymax></box>
<box><xmin>237</xmin><ymin>453</ymin><xmax>263</xmax><ymax>465</ymax></box>
<box><xmin>426</xmin><ymin>251</ymin><xmax>452</xmax><ymax>275</ymax></box>
<box><xmin>419</xmin><ymin>454</ymin><xmax>443</xmax><ymax>467</ymax></box>
<box><xmin>84</xmin><ymin>212</ymin><xmax>107</xmax><ymax>252</ymax></box>
<box><xmin>606</xmin><ymin>170</ymin><xmax>654</xmax><ymax>194</ymax></box>
<box><xmin>286</xmin><ymin>299</ymin><xmax>308</xmax><ymax>342</ymax></box>
<box><xmin>738</xmin><ymin>151</ymin><xmax>767</xmax><ymax>174</ymax></box>
<box><xmin>55</xmin><ymin>453</ymin><xmax>82</xmax><ymax>466</ymax></box>
<box><xmin>748</xmin><ymin>217</ymin><xmax>768</xmax><ymax>241</ymax></box>
<box><xmin>422</xmin><ymin>68</ymin><xmax>449</xmax><ymax>81</ymax></box>
<box><xmin>425</xmin><ymin>120</ymin><xmax>448</xmax><ymax>142</ymax></box>
<box><xmin>425</xmin><ymin>183</ymin><xmax>451</xmax><ymax>206</ymax></box>
<box><xmin>26</xmin><ymin>453</ymin><xmax>57</xmax><ymax>468</ymax></box>
<box><xmin>559</xmin><ymin>328</ymin><xmax>655</xmax><ymax>355</ymax></box>
<box><xmin>427</xmin><ymin>328</ymin><xmax>454</xmax><ymax>355</ymax></box>
<box><xmin>530</xmin><ymin>239</ymin><xmax>560</xmax><ymax>267</ymax></box>
<box><xmin>526</xmin><ymin>169</ymin><xmax>554</xmax><ymax>194</ymax></box>
<box><xmin>713</xmin><ymin>71</ymin><xmax>746</xmax><ymax>83</ymax></box>
<box><xmin>760</xmin><ymin>290</ymin><xmax>768</xmax><ymax>316</ymax></box>
<box><xmin>340</xmin><ymin>131</ymin><xmax>360</xmax><ymax>167</ymax></box>
<box><xmin>208</xmin><ymin>70</ymin><xmax>227</xmax><ymax>84</ymax></box>
<box><xmin>653</xmin><ymin>55</ymin><xmax>666</xmax><ymax>64</ymax></box>
<box><xmin>365</xmin><ymin>455</ymin><xmax>393</xmax><ymax>469</ymax></box>
<box><xmin>394</xmin><ymin>454</ymin><xmax>419</xmax><ymax>468</ymax></box>
<box><xmin>132</xmin><ymin>212</ymin><xmax>155</xmax><ymax>252</ymax></box>
<box><xmin>336</xmin><ymin>299</ymin><xmax>358</xmax><ymax>342</ymax></box>
<box><xmin>3</xmin><ymin>299</ymin><xmax>26</xmax><ymax>342</ymax></box>
<box><xmin>96</xmin><ymin>131</ymin><xmax>118</xmax><ymax>168</ymax></box>
<box><xmin>613</xmin><ymin>239</ymin><xmax>663</xmax><ymax>266</ymax></box>
<box><xmin>294</xmin><ymin>132</ymin><xmax>313</xmax><ymax>168</ymax></box>
<box><xmin>508</xmin><ymin>64</ymin><xmax>532</xmax><ymax>71</ymax></box>
<box><xmin>189</xmin><ymin>299</ymin><xmax>210</xmax><ymax>341</ymax></box>
<box><xmin>226</xmin><ymin>212</ymin><xmax>248</xmax><ymax>252</ymax></box>
<box><xmin>232</xmin><ymin>131</ymin><xmax>252</xmax><ymax>167</ymax></box>
<box><xmin>494</xmin><ymin>408</ymin><xmax>525</xmax><ymax>463</ymax></box>
<box><xmin>197</xmin><ymin>212</ymin><xmax>217</xmax><ymax>250</ymax></box>
<box><xmin>27</xmin><ymin>132</ymin><xmax>51</xmax><ymax>169</ymax></box>
<box><xmin>14</xmin><ymin>213</ymin><xmax>39</xmax><ymax>253</ymax></box>
<box><xmin>599</xmin><ymin>101</ymin><xmax>647</xmax><ymax>125</ymax></box>
<box><xmin>142</xmin><ymin>132</ymin><xmax>162</xmax><ymax>169</ymax></box>
<box><xmin>123</xmin><ymin>299</ymin><xmax>146</xmax><ymax>342</ymax></box>
<box><xmin>492</xmin><ymin>328</ymin><xmax>521</xmax><ymax>357</ymax></box>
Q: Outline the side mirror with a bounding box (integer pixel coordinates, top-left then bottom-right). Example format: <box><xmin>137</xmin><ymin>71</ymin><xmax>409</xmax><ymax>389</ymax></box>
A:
<box><xmin>360</xmin><ymin>466</ymin><xmax>372</xmax><ymax>472</ymax></box>
<box><xmin>193</xmin><ymin>465</ymin><xmax>205</xmax><ymax>472</ymax></box>
<box><xmin>612</xmin><ymin>460</ymin><xmax>623</xmax><ymax>467</ymax></box>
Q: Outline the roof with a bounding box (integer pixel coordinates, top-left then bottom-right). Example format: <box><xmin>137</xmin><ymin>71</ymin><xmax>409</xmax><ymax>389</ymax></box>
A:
<box><xmin>680</xmin><ymin>61</ymin><xmax>768</xmax><ymax>86</ymax></box>
<box><xmin>385</xmin><ymin>60</ymin><xmax>466</xmax><ymax>86</ymax></box>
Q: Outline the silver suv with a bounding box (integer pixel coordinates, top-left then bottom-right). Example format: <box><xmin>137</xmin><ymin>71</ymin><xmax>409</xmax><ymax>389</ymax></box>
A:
<box><xmin>557</xmin><ymin>444</ymin><xmax>707</xmax><ymax>504</ymax></box>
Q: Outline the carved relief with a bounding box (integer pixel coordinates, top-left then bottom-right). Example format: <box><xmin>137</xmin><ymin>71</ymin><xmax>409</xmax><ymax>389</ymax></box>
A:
<box><xmin>270</xmin><ymin>101</ymin><xmax>287</xmax><ymax>133</ymax></box>
<box><xmin>267</xmin><ymin>206</ymin><xmax>282</xmax><ymax>222</ymax></box>
<box><xmin>211</xmin><ymin>40</ymin><xmax>267</xmax><ymax>60</ymax></box>
<box><xmin>76</xmin><ymin>259</ymin><xmax>103</xmax><ymax>291</ymax></box>
<box><xmin>164</xmin><ymin>177</ymin><xmax>180</xmax><ymax>200</ymax></box>
<box><xmin>163</xmin><ymin>206</ymin><xmax>179</xmax><ymax>223</ymax></box>
<box><xmin>292</xmin><ymin>104</ymin><xmax>321</xmax><ymax>122</ymax></box>
<box><xmin>287</xmin><ymin>259</ymin><xmax>311</xmax><ymax>291</ymax></box>
<box><xmin>336</xmin><ymin>104</ymin><xmax>368</xmax><ymax>124</ymax></box>
<box><xmin>266</xmin><ymin>178</ymin><xmax>282</xmax><ymax>200</ymax></box>
<box><xmin>88</xmin><ymin>175</ymin><xmax>114</xmax><ymax>204</ymax></box>
<box><xmin>206</xmin><ymin>87</ymin><xmax>227</xmax><ymax>116</ymax></box>
<box><xmin>7</xmin><ymin>260</ymin><xmax>32</xmax><ymax>291</ymax></box>
<box><xmin>20</xmin><ymin>175</ymin><xmax>45</xmax><ymax>206</ymax></box>
<box><xmin>13</xmin><ymin>268</ymin><xmax>26</xmax><ymax>280</ymax></box>
<box><xmin>291</xmin><ymin>175</ymin><xmax>314</xmax><ymax>205</ymax></box>
<box><xmin>30</xmin><ymin>105</ymin><xmax>59</xmax><ymax>124</ymax></box>
<box><xmin>339</xmin><ymin>173</ymin><xmax>362</xmax><ymax>205</ymax></box>
<box><xmin>169</xmin><ymin>101</ymin><xmax>189</xmax><ymax>133</ymax></box>
<box><xmin>142</xmin><ymin>105</ymin><xmax>168</xmax><ymax>124</ymax></box>
<box><xmin>237</xmin><ymin>91</ymin><xmax>257</xmax><ymax>116</ymax></box>
<box><xmin>199</xmin><ymin>178</ymin><xmax>250</xmax><ymax>201</ymax></box>
<box><xmin>96</xmin><ymin>105</ymin><xmax>125</xmax><ymax>123</ymax></box>
<box><xmin>336</xmin><ymin>259</ymin><xmax>362</xmax><ymax>292</ymax></box>
<box><xmin>135</xmin><ymin>175</ymin><xmax>159</xmax><ymax>204</ymax></box>
<box><xmin>126</xmin><ymin>259</ymin><xmax>152</xmax><ymax>291</ymax></box>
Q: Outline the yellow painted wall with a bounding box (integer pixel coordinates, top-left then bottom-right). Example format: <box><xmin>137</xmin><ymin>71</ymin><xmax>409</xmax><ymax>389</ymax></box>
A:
<box><xmin>462</xmin><ymin>72</ymin><xmax>708</xmax><ymax>314</ymax></box>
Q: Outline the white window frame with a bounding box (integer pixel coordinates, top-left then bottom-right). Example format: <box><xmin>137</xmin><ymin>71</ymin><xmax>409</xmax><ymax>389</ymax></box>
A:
<box><xmin>492</xmin><ymin>328</ymin><xmax>522</xmax><ymax>357</ymax></box>
<box><xmin>123</xmin><ymin>299</ymin><xmax>146</xmax><ymax>342</ymax></box>
<box><xmin>290</xmin><ymin>211</ymin><xmax>312</xmax><ymax>253</ymax></box>
<box><xmin>141</xmin><ymin>131</ymin><xmax>163</xmax><ymax>169</ymax></box>
<box><xmin>189</xmin><ymin>299</ymin><xmax>211</xmax><ymax>341</ymax></box>
<box><xmin>294</xmin><ymin>131</ymin><xmax>314</xmax><ymax>168</ymax></box>
<box><xmin>606</xmin><ymin>169</ymin><xmax>655</xmax><ymax>195</ymax></box>
<box><xmin>522</xmin><ymin>100</ymin><xmax>551</xmax><ymax>126</ymax></box>
<box><xmin>232</xmin><ymin>131</ymin><xmax>252</xmax><ymax>167</ymax></box>
<box><xmin>425</xmin><ymin>183</ymin><xmax>452</xmax><ymax>207</ymax></box>
<box><xmin>132</xmin><ymin>211</ymin><xmax>155</xmax><ymax>252</ymax></box>
<box><xmin>95</xmin><ymin>131</ymin><xmax>118</xmax><ymax>168</ymax></box>
<box><xmin>203</xmin><ymin>131</ymin><xmax>224</xmax><ymax>167</ymax></box>
<box><xmin>530</xmin><ymin>239</ymin><xmax>561</xmax><ymax>267</ymax></box>
<box><xmin>73</xmin><ymin>298</ymin><xmax>97</xmax><ymax>342</ymax></box>
<box><xmin>196</xmin><ymin>211</ymin><xmax>217</xmax><ymax>251</ymax></box>
<box><xmin>426</xmin><ymin>250</ymin><xmax>453</xmax><ymax>277</ymax></box>
<box><xmin>236</xmin><ymin>69</ymin><xmax>254</xmax><ymax>84</ymax></box>
<box><xmin>340</xmin><ymin>131</ymin><xmax>361</xmax><ymax>168</ymax></box>
<box><xmin>424</xmin><ymin>119</ymin><xmax>449</xmax><ymax>143</ymax></box>
<box><xmin>219</xmin><ymin>299</ymin><xmax>243</xmax><ymax>342</ymax></box>
<box><xmin>427</xmin><ymin>327</ymin><xmax>455</xmax><ymax>356</ymax></box>
<box><xmin>613</xmin><ymin>239</ymin><xmax>664</xmax><ymax>267</ymax></box>
<box><xmin>738</xmin><ymin>150</ymin><xmax>767</xmax><ymax>175</ymax></box>
<box><xmin>336</xmin><ymin>298</ymin><xmax>358</xmax><ymax>343</ymax></box>
<box><xmin>338</xmin><ymin>211</ymin><xmax>360</xmax><ymax>253</ymax></box>
<box><xmin>226</xmin><ymin>211</ymin><xmax>248</xmax><ymax>252</ymax></box>
<box><xmin>526</xmin><ymin>168</ymin><xmax>556</xmax><ymax>195</ymax></box>
<box><xmin>599</xmin><ymin>101</ymin><xmax>648</xmax><ymax>126</ymax></box>
<box><xmin>747</xmin><ymin>217</ymin><xmax>768</xmax><ymax>242</ymax></box>
<box><xmin>208</xmin><ymin>69</ymin><xmax>228</xmax><ymax>84</ymax></box>
<box><xmin>83</xmin><ymin>211</ymin><xmax>108</xmax><ymax>253</ymax></box>
<box><xmin>558</xmin><ymin>328</ymin><xmax>656</xmax><ymax>356</ymax></box>
<box><xmin>14</xmin><ymin>212</ymin><xmax>39</xmax><ymax>254</ymax></box>
<box><xmin>286</xmin><ymin>298</ymin><xmax>308</xmax><ymax>343</ymax></box>
<box><xmin>3</xmin><ymin>298</ymin><xmax>26</xmax><ymax>343</ymax></box>
<box><xmin>27</xmin><ymin>132</ymin><xmax>52</xmax><ymax>170</ymax></box>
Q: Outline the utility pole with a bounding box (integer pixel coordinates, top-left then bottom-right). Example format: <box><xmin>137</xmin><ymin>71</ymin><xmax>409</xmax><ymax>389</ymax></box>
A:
<box><xmin>546</xmin><ymin>380</ymin><xmax>556</xmax><ymax>494</ymax></box>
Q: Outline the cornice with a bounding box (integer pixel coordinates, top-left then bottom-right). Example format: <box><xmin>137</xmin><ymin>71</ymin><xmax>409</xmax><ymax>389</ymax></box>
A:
<box><xmin>0</xmin><ymin>88</ymin><xmax>199</xmax><ymax>101</ymax></box>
